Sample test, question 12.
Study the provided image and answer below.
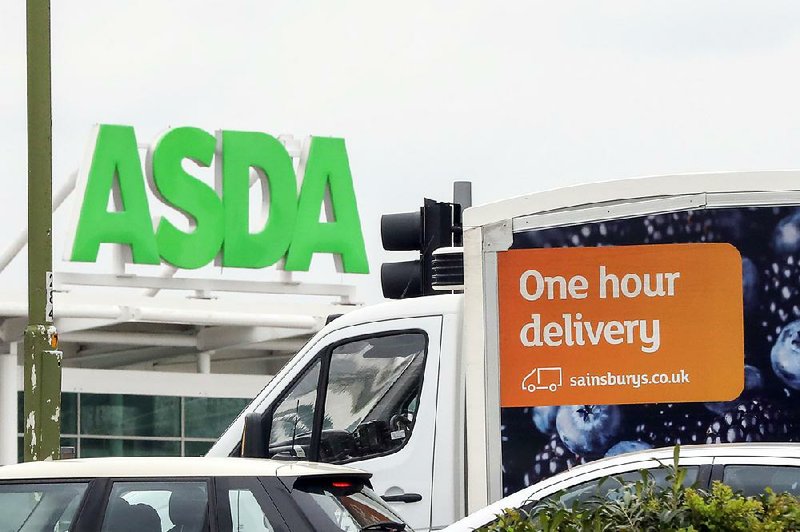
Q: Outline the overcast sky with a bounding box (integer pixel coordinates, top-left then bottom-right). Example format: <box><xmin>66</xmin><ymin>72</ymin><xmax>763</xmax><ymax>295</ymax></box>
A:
<box><xmin>2</xmin><ymin>1</ymin><xmax>800</xmax><ymax>303</ymax></box>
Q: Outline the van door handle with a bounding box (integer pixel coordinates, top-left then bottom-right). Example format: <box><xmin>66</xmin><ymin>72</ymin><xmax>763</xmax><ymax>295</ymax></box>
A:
<box><xmin>382</xmin><ymin>493</ymin><xmax>422</xmax><ymax>503</ymax></box>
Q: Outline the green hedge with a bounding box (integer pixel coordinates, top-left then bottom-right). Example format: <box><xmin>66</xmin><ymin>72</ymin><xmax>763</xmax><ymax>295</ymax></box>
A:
<box><xmin>479</xmin><ymin>448</ymin><xmax>800</xmax><ymax>531</ymax></box>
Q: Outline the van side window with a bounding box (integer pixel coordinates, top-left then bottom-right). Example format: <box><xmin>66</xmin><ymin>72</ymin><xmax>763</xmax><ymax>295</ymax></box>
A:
<box><xmin>267</xmin><ymin>359</ymin><xmax>322</xmax><ymax>459</ymax></box>
<box><xmin>319</xmin><ymin>333</ymin><xmax>427</xmax><ymax>463</ymax></box>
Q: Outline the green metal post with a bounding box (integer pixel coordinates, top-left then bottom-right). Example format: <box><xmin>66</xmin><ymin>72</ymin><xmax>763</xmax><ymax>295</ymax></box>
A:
<box><xmin>24</xmin><ymin>0</ymin><xmax>61</xmax><ymax>462</ymax></box>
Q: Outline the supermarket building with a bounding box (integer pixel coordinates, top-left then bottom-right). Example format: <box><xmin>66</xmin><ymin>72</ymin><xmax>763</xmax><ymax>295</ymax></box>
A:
<box><xmin>0</xmin><ymin>126</ymin><xmax>367</xmax><ymax>464</ymax></box>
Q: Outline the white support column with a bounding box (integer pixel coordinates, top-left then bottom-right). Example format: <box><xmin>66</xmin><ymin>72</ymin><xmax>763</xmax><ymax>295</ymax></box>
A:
<box><xmin>0</xmin><ymin>343</ymin><xmax>19</xmax><ymax>465</ymax></box>
<box><xmin>197</xmin><ymin>351</ymin><xmax>213</xmax><ymax>374</ymax></box>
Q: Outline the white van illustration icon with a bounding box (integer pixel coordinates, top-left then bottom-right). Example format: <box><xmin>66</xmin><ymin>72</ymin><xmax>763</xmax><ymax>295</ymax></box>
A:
<box><xmin>522</xmin><ymin>367</ymin><xmax>563</xmax><ymax>392</ymax></box>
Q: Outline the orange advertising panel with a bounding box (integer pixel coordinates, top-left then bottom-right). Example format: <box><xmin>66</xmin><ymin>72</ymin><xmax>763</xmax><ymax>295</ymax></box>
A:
<box><xmin>498</xmin><ymin>243</ymin><xmax>744</xmax><ymax>407</ymax></box>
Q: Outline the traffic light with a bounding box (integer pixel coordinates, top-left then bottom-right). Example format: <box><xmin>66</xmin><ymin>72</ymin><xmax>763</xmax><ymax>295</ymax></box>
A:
<box><xmin>381</xmin><ymin>199</ymin><xmax>462</xmax><ymax>299</ymax></box>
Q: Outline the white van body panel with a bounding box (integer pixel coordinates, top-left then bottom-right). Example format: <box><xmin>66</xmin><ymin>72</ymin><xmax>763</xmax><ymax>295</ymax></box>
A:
<box><xmin>429</xmin><ymin>311</ymin><xmax>465</xmax><ymax>529</ymax></box>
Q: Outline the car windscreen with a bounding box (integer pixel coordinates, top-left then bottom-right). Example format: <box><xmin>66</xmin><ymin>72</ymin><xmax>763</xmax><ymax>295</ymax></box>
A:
<box><xmin>536</xmin><ymin>465</ymin><xmax>701</xmax><ymax>509</ymax></box>
<box><xmin>0</xmin><ymin>482</ymin><xmax>88</xmax><ymax>532</ymax></box>
<box><xmin>289</xmin><ymin>477</ymin><xmax>411</xmax><ymax>531</ymax></box>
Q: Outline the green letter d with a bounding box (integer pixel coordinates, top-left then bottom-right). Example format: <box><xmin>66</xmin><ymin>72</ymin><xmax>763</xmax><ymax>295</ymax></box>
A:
<box><xmin>220</xmin><ymin>131</ymin><xmax>297</xmax><ymax>268</ymax></box>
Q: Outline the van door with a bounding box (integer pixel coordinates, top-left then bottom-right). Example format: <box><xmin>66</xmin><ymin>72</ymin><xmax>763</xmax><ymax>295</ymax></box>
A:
<box><xmin>261</xmin><ymin>316</ymin><xmax>442</xmax><ymax>531</ymax></box>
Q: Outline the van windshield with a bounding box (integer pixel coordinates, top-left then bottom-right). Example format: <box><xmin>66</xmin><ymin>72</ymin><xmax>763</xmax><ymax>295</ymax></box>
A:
<box><xmin>318</xmin><ymin>333</ymin><xmax>427</xmax><ymax>462</ymax></box>
<box><xmin>266</xmin><ymin>332</ymin><xmax>428</xmax><ymax>462</ymax></box>
<box><xmin>0</xmin><ymin>482</ymin><xmax>88</xmax><ymax>532</ymax></box>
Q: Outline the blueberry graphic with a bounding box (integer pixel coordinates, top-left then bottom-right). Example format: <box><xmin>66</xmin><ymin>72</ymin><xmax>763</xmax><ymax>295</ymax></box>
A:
<box><xmin>705</xmin><ymin>398</ymin><xmax>794</xmax><ymax>444</ymax></box>
<box><xmin>643</xmin><ymin>210</ymin><xmax>713</xmax><ymax>244</ymax></box>
<box><xmin>744</xmin><ymin>363</ymin><xmax>765</xmax><ymax>390</ymax></box>
<box><xmin>556</xmin><ymin>405</ymin><xmax>622</xmax><ymax>456</ymax></box>
<box><xmin>707</xmin><ymin>208</ymin><xmax>746</xmax><ymax>244</ymax></box>
<box><xmin>633</xmin><ymin>403</ymin><xmax>711</xmax><ymax>446</ymax></box>
<box><xmin>742</xmin><ymin>257</ymin><xmax>759</xmax><ymax>314</ymax></box>
<box><xmin>773</xmin><ymin>210</ymin><xmax>800</xmax><ymax>255</ymax></box>
<box><xmin>605</xmin><ymin>440</ymin><xmax>652</xmax><ymax>457</ymax></box>
<box><xmin>512</xmin><ymin>228</ymin><xmax>569</xmax><ymax>249</ymax></box>
<box><xmin>531</xmin><ymin>406</ymin><xmax>559</xmax><ymax>434</ymax></box>
<box><xmin>771</xmin><ymin>320</ymin><xmax>800</xmax><ymax>390</ymax></box>
<box><xmin>704</xmin><ymin>401</ymin><xmax>732</xmax><ymax>416</ymax></box>
<box><xmin>526</xmin><ymin>434</ymin><xmax>586</xmax><ymax>485</ymax></box>
<box><xmin>760</xmin><ymin>255</ymin><xmax>800</xmax><ymax>344</ymax></box>
<box><xmin>705</xmin><ymin>364</ymin><xmax>763</xmax><ymax>414</ymax></box>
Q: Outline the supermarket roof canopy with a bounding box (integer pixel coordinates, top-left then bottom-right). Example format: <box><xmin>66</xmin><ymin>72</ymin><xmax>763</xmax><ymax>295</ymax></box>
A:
<box><xmin>0</xmin><ymin>275</ymin><xmax>356</xmax><ymax>371</ymax></box>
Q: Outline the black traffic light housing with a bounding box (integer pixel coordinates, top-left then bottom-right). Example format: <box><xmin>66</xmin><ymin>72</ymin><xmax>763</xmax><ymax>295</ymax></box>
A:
<box><xmin>381</xmin><ymin>198</ymin><xmax>462</xmax><ymax>299</ymax></box>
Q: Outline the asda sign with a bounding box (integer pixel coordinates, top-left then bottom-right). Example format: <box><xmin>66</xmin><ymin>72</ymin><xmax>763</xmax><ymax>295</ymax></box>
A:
<box><xmin>68</xmin><ymin>125</ymin><xmax>368</xmax><ymax>273</ymax></box>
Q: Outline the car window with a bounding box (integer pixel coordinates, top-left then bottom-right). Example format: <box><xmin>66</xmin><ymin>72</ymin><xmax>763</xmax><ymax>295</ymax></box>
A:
<box><xmin>723</xmin><ymin>465</ymin><xmax>800</xmax><ymax>497</ymax></box>
<box><xmin>0</xmin><ymin>482</ymin><xmax>88</xmax><ymax>532</ymax></box>
<box><xmin>538</xmin><ymin>466</ymin><xmax>700</xmax><ymax>509</ymax></box>
<box><xmin>288</xmin><ymin>477</ymin><xmax>410</xmax><ymax>531</ymax></box>
<box><xmin>227</xmin><ymin>489</ymin><xmax>276</xmax><ymax>532</ymax></box>
<box><xmin>217</xmin><ymin>477</ymin><xmax>285</xmax><ymax>532</ymax></box>
<box><xmin>101</xmin><ymin>481</ymin><xmax>209</xmax><ymax>532</ymax></box>
<box><xmin>267</xmin><ymin>358</ymin><xmax>322</xmax><ymax>459</ymax></box>
<box><xmin>319</xmin><ymin>333</ymin><xmax>427</xmax><ymax>463</ymax></box>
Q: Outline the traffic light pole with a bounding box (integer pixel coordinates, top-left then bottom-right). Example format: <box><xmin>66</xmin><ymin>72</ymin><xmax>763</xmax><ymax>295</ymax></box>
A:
<box><xmin>24</xmin><ymin>0</ymin><xmax>61</xmax><ymax>462</ymax></box>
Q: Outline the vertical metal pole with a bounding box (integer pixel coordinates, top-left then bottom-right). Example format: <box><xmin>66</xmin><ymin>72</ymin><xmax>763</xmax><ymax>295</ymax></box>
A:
<box><xmin>24</xmin><ymin>0</ymin><xmax>61</xmax><ymax>462</ymax></box>
<box><xmin>453</xmin><ymin>181</ymin><xmax>473</xmax><ymax>211</ymax></box>
<box><xmin>453</xmin><ymin>181</ymin><xmax>472</xmax><ymax>248</ymax></box>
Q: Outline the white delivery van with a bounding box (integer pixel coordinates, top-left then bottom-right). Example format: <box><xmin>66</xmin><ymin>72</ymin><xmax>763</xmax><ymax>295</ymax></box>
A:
<box><xmin>209</xmin><ymin>171</ymin><xmax>800</xmax><ymax>531</ymax></box>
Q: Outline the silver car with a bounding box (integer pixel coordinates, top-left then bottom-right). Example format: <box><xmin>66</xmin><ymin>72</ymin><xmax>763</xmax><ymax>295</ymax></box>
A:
<box><xmin>444</xmin><ymin>443</ymin><xmax>800</xmax><ymax>531</ymax></box>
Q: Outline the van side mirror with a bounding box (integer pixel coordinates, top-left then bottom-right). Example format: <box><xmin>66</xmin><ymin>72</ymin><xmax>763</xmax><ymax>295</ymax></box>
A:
<box><xmin>240</xmin><ymin>412</ymin><xmax>267</xmax><ymax>458</ymax></box>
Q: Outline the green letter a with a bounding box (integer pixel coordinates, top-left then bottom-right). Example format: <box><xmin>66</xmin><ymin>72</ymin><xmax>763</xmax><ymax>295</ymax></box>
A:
<box><xmin>285</xmin><ymin>137</ymin><xmax>369</xmax><ymax>273</ymax></box>
<box><xmin>70</xmin><ymin>124</ymin><xmax>159</xmax><ymax>264</ymax></box>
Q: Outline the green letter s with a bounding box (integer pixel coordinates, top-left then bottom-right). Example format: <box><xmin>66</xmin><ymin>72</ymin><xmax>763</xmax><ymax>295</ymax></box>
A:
<box><xmin>285</xmin><ymin>137</ymin><xmax>369</xmax><ymax>273</ymax></box>
<box><xmin>70</xmin><ymin>124</ymin><xmax>159</xmax><ymax>264</ymax></box>
<box><xmin>148</xmin><ymin>127</ymin><xmax>223</xmax><ymax>269</ymax></box>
